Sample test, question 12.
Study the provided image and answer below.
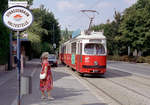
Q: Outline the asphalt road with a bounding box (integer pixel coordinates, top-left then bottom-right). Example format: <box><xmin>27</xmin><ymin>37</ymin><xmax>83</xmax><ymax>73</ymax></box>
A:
<box><xmin>68</xmin><ymin>61</ymin><xmax>150</xmax><ymax>105</ymax></box>
<box><xmin>1</xmin><ymin>60</ymin><xmax>150</xmax><ymax>105</ymax></box>
<box><xmin>107</xmin><ymin>61</ymin><xmax>150</xmax><ymax>77</ymax></box>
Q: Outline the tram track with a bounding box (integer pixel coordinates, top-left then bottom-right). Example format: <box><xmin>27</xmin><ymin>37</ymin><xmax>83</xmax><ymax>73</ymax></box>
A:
<box><xmin>103</xmin><ymin>70</ymin><xmax>150</xmax><ymax>103</ymax></box>
<box><xmin>66</xmin><ymin>66</ymin><xmax>150</xmax><ymax>105</ymax></box>
<box><xmin>81</xmin><ymin>76</ymin><xmax>124</xmax><ymax>105</ymax></box>
<box><xmin>106</xmin><ymin>70</ymin><xmax>150</xmax><ymax>88</ymax></box>
<box><xmin>66</xmin><ymin>67</ymin><xmax>123</xmax><ymax>105</ymax></box>
<box><xmin>83</xmin><ymin>73</ymin><xmax>150</xmax><ymax>105</ymax></box>
<box><xmin>104</xmin><ymin>70</ymin><xmax>150</xmax><ymax>100</ymax></box>
<box><xmin>104</xmin><ymin>76</ymin><xmax>150</xmax><ymax>100</ymax></box>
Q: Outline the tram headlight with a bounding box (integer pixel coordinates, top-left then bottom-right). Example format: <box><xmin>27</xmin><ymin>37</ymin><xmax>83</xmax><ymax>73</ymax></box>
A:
<box><xmin>85</xmin><ymin>57</ymin><xmax>90</xmax><ymax>62</ymax></box>
<box><xmin>94</xmin><ymin>61</ymin><xmax>98</xmax><ymax>65</ymax></box>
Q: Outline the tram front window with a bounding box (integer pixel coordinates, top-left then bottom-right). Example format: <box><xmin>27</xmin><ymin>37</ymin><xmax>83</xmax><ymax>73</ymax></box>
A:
<box><xmin>84</xmin><ymin>43</ymin><xmax>105</xmax><ymax>55</ymax></box>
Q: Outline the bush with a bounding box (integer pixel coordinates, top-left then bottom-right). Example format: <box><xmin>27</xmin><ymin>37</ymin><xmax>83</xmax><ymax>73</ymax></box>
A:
<box><xmin>107</xmin><ymin>55</ymin><xmax>113</xmax><ymax>60</ymax></box>
<box><xmin>145</xmin><ymin>56</ymin><xmax>150</xmax><ymax>64</ymax></box>
<box><xmin>0</xmin><ymin>14</ymin><xmax>10</xmax><ymax>64</ymax></box>
<box><xmin>120</xmin><ymin>56</ymin><xmax>146</xmax><ymax>63</ymax></box>
<box><xmin>136</xmin><ymin>56</ymin><xmax>146</xmax><ymax>63</ymax></box>
<box><xmin>120</xmin><ymin>55</ymin><xmax>129</xmax><ymax>62</ymax></box>
<box><xmin>107</xmin><ymin>55</ymin><xmax>149</xmax><ymax>64</ymax></box>
<box><xmin>107</xmin><ymin>55</ymin><xmax>120</xmax><ymax>61</ymax></box>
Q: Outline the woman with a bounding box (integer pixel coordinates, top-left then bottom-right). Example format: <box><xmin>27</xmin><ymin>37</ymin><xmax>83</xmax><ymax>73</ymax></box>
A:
<box><xmin>40</xmin><ymin>52</ymin><xmax>54</xmax><ymax>100</ymax></box>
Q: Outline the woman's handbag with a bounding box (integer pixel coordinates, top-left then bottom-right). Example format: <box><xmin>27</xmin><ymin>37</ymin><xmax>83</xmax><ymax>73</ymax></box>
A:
<box><xmin>40</xmin><ymin>66</ymin><xmax>47</xmax><ymax>79</ymax></box>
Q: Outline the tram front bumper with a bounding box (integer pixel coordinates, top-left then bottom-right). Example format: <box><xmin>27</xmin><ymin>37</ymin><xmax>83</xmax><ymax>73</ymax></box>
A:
<box><xmin>82</xmin><ymin>65</ymin><xmax>106</xmax><ymax>69</ymax></box>
<box><xmin>82</xmin><ymin>65</ymin><xmax>106</xmax><ymax>74</ymax></box>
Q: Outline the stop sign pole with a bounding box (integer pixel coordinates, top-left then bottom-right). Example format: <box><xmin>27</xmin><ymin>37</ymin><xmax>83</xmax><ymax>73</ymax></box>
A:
<box><xmin>2</xmin><ymin>6</ymin><xmax>33</xmax><ymax>105</ymax></box>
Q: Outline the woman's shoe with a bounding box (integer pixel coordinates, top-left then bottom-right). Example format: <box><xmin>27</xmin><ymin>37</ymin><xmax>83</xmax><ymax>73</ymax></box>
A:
<box><xmin>40</xmin><ymin>95</ymin><xmax>46</xmax><ymax>100</ymax></box>
<box><xmin>48</xmin><ymin>96</ymin><xmax>54</xmax><ymax>100</ymax></box>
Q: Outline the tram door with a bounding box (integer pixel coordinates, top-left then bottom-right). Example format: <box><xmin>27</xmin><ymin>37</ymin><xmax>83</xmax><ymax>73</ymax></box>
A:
<box><xmin>77</xmin><ymin>42</ymin><xmax>82</xmax><ymax>71</ymax></box>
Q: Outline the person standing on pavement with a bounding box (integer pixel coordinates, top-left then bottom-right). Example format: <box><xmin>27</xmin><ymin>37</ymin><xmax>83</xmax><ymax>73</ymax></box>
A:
<box><xmin>40</xmin><ymin>52</ymin><xmax>54</xmax><ymax>100</ymax></box>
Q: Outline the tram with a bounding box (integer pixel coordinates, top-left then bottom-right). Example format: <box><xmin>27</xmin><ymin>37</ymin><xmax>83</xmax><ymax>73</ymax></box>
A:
<box><xmin>59</xmin><ymin>29</ymin><xmax>107</xmax><ymax>76</ymax></box>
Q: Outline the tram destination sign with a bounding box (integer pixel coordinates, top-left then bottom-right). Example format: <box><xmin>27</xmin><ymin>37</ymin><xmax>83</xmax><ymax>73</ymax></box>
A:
<box><xmin>2</xmin><ymin>6</ymin><xmax>33</xmax><ymax>31</ymax></box>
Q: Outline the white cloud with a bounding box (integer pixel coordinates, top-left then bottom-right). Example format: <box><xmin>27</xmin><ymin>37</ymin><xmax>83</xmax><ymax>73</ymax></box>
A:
<box><xmin>124</xmin><ymin>0</ymin><xmax>137</xmax><ymax>5</ymax></box>
<box><xmin>57</xmin><ymin>1</ymin><xmax>85</xmax><ymax>11</ymax></box>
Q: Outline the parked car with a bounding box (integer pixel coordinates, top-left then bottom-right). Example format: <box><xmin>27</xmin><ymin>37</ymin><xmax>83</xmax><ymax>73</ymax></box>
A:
<box><xmin>48</xmin><ymin>54</ymin><xmax>58</xmax><ymax>67</ymax></box>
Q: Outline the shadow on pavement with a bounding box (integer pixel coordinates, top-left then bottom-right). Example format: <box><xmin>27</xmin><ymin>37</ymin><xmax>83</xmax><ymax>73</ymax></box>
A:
<box><xmin>52</xmin><ymin>86</ymin><xmax>83</xmax><ymax>100</ymax></box>
<box><xmin>52</xmin><ymin>70</ymin><xmax>70</xmax><ymax>82</ymax></box>
<box><xmin>22</xmin><ymin>86</ymin><xmax>83</xmax><ymax>105</ymax></box>
<box><xmin>57</xmin><ymin>61</ymin><xmax>132</xmax><ymax>79</ymax></box>
<box><xmin>82</xmin><ymin>103</ymin><xmax>107</xmax><ymax>105</ymax></box>
<box><xmin>21</xmin><ymin>62</ymin><xmax>84</xmax><ymax>105</ymax></box>
<box><xmin>82</xmin><ymin>68</ymin><xmax>132</xmax><ymax>79</ymax></box>
<box><xmin>107</xmin><ymin>61</ymin><xmax>130</xmax><ymax>64</ymax></box>
<box><xmin>104</xmin><ymin>68</ymin><xmax>132</xmax><ymax>78</ymax></box>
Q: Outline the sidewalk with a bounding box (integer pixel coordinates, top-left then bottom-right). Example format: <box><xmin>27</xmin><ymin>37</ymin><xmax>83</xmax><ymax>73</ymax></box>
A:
<box><xmin>0</xmin><ymin>59</ymin><xmax>40</xmax><ymax>105</ymax></box>
<box><xmin>0</xmin><ymin>67</ymin><xmax>17</xmax><ymax>105</ymax></box>
<box><xmin>20</xmin><ymin>59</ymin><xmax>106</xmax><ymax>105</ymax></box>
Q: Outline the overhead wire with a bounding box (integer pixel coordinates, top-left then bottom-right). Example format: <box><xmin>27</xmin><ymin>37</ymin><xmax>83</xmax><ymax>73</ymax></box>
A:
<box><xmin>82</xmin><ymin>0</ymin><xmax>102</xmax><ymax>27</ymax></box>
<box><xmin>66</xmin><ymin>0</ymin><xmax>102</xmax><ymax>31</ymax></box>
<box><xmin>90</xmin><ymin>0</ymin><xmax>103</xmax><ymax>26</ymax></box>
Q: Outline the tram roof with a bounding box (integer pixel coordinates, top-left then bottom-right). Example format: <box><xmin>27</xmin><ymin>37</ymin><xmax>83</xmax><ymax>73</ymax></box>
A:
<box><xmin>63</xmin><ymin>31</ymin><xmax>106</xmax><ymax>45</ymax></box>
<box><xmin>76</xmin><ymin>31</ymin><xmax>106</xmax><ymax>39</ymax></box>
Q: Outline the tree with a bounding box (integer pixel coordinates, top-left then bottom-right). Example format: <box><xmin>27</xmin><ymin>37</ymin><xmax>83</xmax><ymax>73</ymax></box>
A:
<box><xmin>0</xmin><ymin>15</ymin><xmax>10</xmax><ymax>64</ymax></box>
<box><xmin>0</xmin><ymin>0</ymin><xmax>10</xmax><ymax>64</ymax></box>
<box><xmin>120</xmin><ymin>0</ymin><xmax>150</xmax><ymax>56</ymax></box>
<box><xmin>91</xmin><ymin>11</ymin><xmax>122</xmax><ymax>55</ymax></box>
<box><xmin>26</xmin><ymin>6</ymin><xmax>61</xmax><ymax>57</ymax></box>
<box><xmin>39</xmin><ymin>6</ymin><xmax>61</xmax><ymax>53</ymax></box>
<box><xmin>91</xmin><ymin>0</ymin><xmax>150</xmax><ymax>56</ymax></box>
<box><xmin>0</xmin><ymin>0</ymin><xmax>8</xmax><ymax>13</ymax></box>
<box><xmin>60</xmin><ymin>28</ymin><xmax>72</xmax><ymax>43</ymax></box>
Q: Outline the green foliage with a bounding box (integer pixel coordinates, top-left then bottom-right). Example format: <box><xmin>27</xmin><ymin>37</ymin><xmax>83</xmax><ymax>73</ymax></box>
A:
<box><xmin>40</xmin><ymin>8</ymin><xmax>61</xmax><ymax>47</ymax></box>
<box><xmin>0</xmin><ymin>0</ymin><xmax>8</xmax><ymax>13</ymax></box>
<box><xmin>41</xmin><ymin>42</ymin><xmax>53</xmax><ymax>53</ymax></box>
<box><xmin>26</xmin><ymin>6</ymin><xmax>61</xmax><ymax>57</ymax></box>
<box><xmin>0</xmin><ymin>15</ymin><xmax>10</xmax><ymax>64</ymax></box>
<box><xmin>60</xmin><ymin>28</ymin><xmax>72</xmax><ymax>44</ymax></box>
<box><xmin>91</xmin><ymin>0</ymin><xmax>150</xmax><ymax>57</ymax></box>
<box><xmin>91</xmin><ymin>11</ymin><xmax>122</xmax><ymax>55</ymax></box>
<box><xmin>0</xmin><ymin>0</ymin><xmax>10</xmax><ymax>64</ymax></box>
<box><xmin>120</xmin><ymin>0</ymin><xmax>150</xmax><ymax>56</ymax></box>
<box><xmin>136</xmin><ymin>56</ymin><xmax>146</xmax><ymax>63</ymax></box>
<box><xmin>145</xmin><ymin>56</ymin><xmax>150</xmax><ymax>64</ymax></box>
<box><xmin>107</xmin><ymin>55</ymin><xmax>148</xmax><ymax>63</ymax></box>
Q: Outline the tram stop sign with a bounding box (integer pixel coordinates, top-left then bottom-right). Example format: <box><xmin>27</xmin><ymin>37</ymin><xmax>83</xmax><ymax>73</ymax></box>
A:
<box><xmin>2</xmin><ymin>6</ymin><xmax>33</xmax><ymax>31</ymax></box>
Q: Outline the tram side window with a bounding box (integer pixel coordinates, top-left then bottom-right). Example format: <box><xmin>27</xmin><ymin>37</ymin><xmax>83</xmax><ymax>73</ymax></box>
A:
<box><xmin>71</xmin><ymin>42</ymin><xmax>76</xmax><ymax>54</ymax></box>
<box><xmin>84</xmin><ymin>43</ymin><xmax>105</xmax><ymax>54</ymax></box>
<box><xmin>64</xmin><ymin>46</ymin><xmax>66</xmax><ymax>54</ymax></box>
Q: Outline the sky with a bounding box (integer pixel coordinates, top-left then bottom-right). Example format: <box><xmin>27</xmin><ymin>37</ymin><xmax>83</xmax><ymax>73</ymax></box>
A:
<box><xmin>32</xmin><ymin>0</ymin><xmax>137</xmax><ymax>31</ymax></box>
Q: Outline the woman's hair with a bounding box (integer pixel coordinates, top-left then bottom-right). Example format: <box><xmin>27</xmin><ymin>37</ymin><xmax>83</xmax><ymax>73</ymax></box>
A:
<box><xmin>41</xmin><ymin>52</ymin><xmax>49</xmax><ymax>59</ymax></box>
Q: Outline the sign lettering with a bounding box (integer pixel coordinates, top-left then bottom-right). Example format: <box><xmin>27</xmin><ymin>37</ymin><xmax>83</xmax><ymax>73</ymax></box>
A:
<box><xmin>3</xmin><ymin>6</ymin><xmax>33</xmax><ymax>31</ymax></box>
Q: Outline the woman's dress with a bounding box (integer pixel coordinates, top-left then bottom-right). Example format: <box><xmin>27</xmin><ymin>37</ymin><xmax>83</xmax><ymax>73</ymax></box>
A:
<box><xmin>40</xmin><ymin>61</ymin><xmax>53</xmax><ymax>92</ymax></box>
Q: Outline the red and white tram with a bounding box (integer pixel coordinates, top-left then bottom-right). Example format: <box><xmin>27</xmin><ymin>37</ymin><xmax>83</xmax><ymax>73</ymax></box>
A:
<box><xmin>59</xmin><ymin>30</ymin><xmax>107</xmax><ymax>76</ymax></box>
